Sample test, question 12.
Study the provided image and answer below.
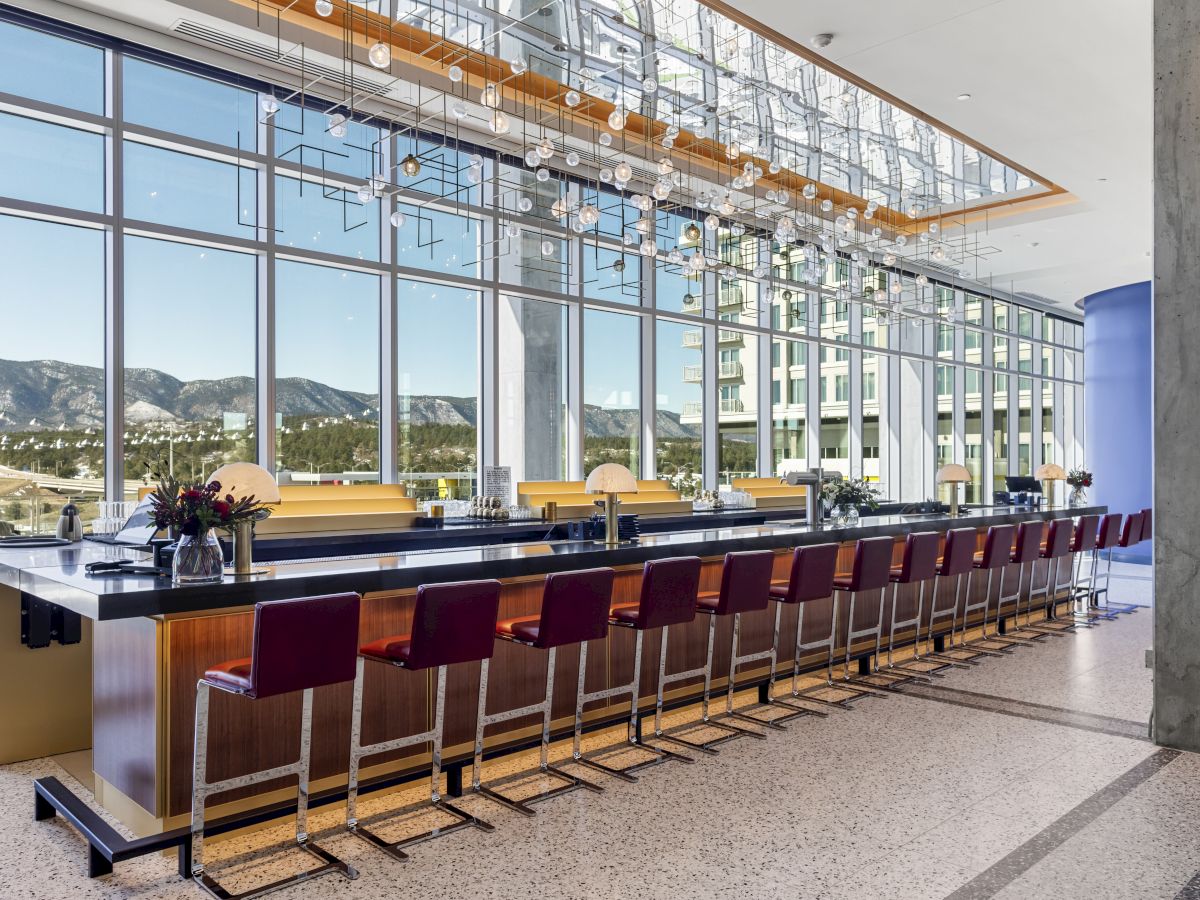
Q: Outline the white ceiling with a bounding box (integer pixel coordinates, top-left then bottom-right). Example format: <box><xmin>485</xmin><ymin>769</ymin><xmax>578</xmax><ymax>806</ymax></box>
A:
<box><xmin>736</xmin><ymin>0</ymin><xmax>1152</xmax><ymax>309</ymax></box>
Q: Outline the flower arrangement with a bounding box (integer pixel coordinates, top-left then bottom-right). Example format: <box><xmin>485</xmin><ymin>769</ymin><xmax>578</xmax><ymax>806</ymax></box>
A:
<box><xmin>822</xmin><ymin>478</ymin><xmax>881</xmax><ymax>513</ymax></box>
<box><xmin>148</xmin><ymin>474</ymin><xmax>269</xmax><ymax>536</ymax></box>
<box><xmin>1066</xmin><ymin>468</ymin><xmax>1093</xmax><ymax>489</ymax></box>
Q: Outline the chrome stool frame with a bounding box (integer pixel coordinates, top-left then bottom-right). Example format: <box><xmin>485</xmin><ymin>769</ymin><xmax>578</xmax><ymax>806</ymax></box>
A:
<box><xmin>742</xmin><ymin>599</ymin><xmax>832</xmax><ymax>723</ymax></box>
<box><xmin>920</xmin><ymin>573</ymin><xmax>982</xmax><ymax>668</ymax></box>
<box><xmin>346</xmin><ymin>657</ymin><xmax>494</xmax><ymax>862</ymax></box>
<box><xmin>992</xmin><ymin>563</ymin><xmax>1048</xmax><ymax>643</ymax></box>
<box><xmin>881</xmin><ymin>578</ymin><xmax>954</xmax><ymax>678</ymax></box>
<box><xmin>191</xmin><ymin>684</ymin><xmax>358</xmax><ymax>900</ymax></box>
<box><xmin>841</xmin><ymin>585</ymin><xmax>901</xmax><ymax>691</ymax></box>
<box><xmin>470</xmin><ymin>640</ymin><xmax>604</xmax><ymax>816</ymax></box>
<box><xmin>777</xmin><ymin>590</ymin><xmax>879</xmax><ymax>709</ymax></box>
<box><xmin>954</xmin><ymin>570</ymin><xmax>1007</xmax><ymax>658</ymax></box>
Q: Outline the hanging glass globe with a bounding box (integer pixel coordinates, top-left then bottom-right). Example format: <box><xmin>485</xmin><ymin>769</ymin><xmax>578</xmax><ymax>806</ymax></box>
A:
<box><xmin>328</xmin><ymin>113</ymin><xmax>347</xmax><ymax>138</ymax></box>
<box><xmin>505</xmin><ymin>223</ymin><xmax>521</xmax><ymax>238</ymax></box>
<box><xmin>635</xmin><ymin>217</ymin><xmax>653</xmax><ymax>235</ymax></box>
<box><xmin>537</xmin><ymin>138</ymin><xmax>554</xmax><ymax>159</ymax></box>
<box><xmin>356</xmin><ymin>183</ymin><xmax>374</xmax><ymax>202</ymax></box>
<box><xmin>541</xmin><ymin>240</ymin><xmax>555</xmax><ymax>257</ymax></box>
<box><xmin>517</xmin><ymin>197</ymin><xmax>533</xmax><ymax>213</ymax></box>
<box><xmin>863</xmin><ymin>208</ymin><xmax>874</xmax><ymax>220</ymax></box>
<box><xmin>688</xmin><ymin>253</ymin><xmax>706</xmax><ymax>271</ymax></box>
<box><xmin>835</xmin><ymin>215</ymin><xmax>848</xmax><ymax>230</ymax></box>
<box><xmin>608</xmin><ymin>108</ymin><xmax>627</xmax><ymax>130</ymax></box>
<box><xmin>642</xmin><ymin>76</ymin><xmax>658</xmax><ymax>93</ymax></box>
<box><xmin>640</xmin><ymin>240</ymin><xmax>658</xmax><ymax>257</ymax></box>
<box><xmin>535</xmin><ymin>168</ymin><xmax>550</xmax><ymax>182</ymax></box>
<box><xmin>874</xmin><ymin>289</ymin><xmax>887</xmax><ymax>302</ymax></box>
<box><xmin>652</xmin><ymin>181</ymin><xmax>671</xmax><ymax>201</ymax></box>
<box><xmin>448</xmin><ymin>64</ymin><xmax>463</xmax><ymax>83</ymax></box>
<box><xmin>510</xmin><ymin>56</ymin><xmax>527</xmax><ymax>75</ymax></box>
<box><xmin>732</xmin><ymin>176</ymin><xmax>747</xmax><ymax>190</ymax></box>
<box><xmin>468</xmin><ymin>153</ymin><xmax>483</xmax><ymax>167</ymax></box>
<box><xmin>622</xmin><ymin>233</ymin><xmax>635</xmax><ymax>246</ymax></box>
<box><xmin>524</xmin><ymin>149</ymin><xmax>540</xmax><ymax>167</ymax></box>
<box><xmin>929</xmin><ymin>222</ymin><xmax>940</xmax><ymax>235</ymax></box>
<box><xmin>871</xmin><ymin>226</ymin><xmax>883</xmax><ymax>238</ymax></box>
<box><xmin>752</xmin><ymin>263</ymin><xmax>768</xmax><ymax>278</ymax></box>
<box><xmin>731</xmin><ymin>223</ymin><xmax>746</xmax><ymax>237</ymax></box>
<box><xmin>657</xmin><ymin>157</ymin><xmax>673</xmax><ymax>175</ymax></box>
<box><xmin>614</xmin><ymin>161</ymin><xmax>633</xmax><ymax>182</ymax></box>
<box><xmin>765</xmin><ymin>190</ymin><xmax>778</xmax><ymax>203</ymax></box>
<box><xmin>866</xmin><ymin>199</ymin><xmax>879</xmax><ymax>213</ymax></box>
<box><xmin>846</xmin><ymin>207</ymin><xmax>858</xmax><ymax>220</ymax></box>
<box><xmin>390</xmin><ymin>211</ymin><xmax>407</xmax><ymax>228</ymax></box>
<box><xmin>260</xmin><ymin>96</ymin><xmax>280</xmax><ymax>115</ymax></box>
<box><xmin>572</xmin><ymin>220</ymin><xmax>585</xmax><ymax>234</ymax></box>
<box><xmin>315</xmin><ymin>0</ymin><xmax>334</xmax><ymax>16</ymax></box>
<box><xmin>368</xmin><ymin>42</ymin><xmax>391</xmax><ymax>69</ymax></box>
<box><xmin>598</xmin><ymin>132</ymin><xmax>613</xmax><ymax>147</ymax></box>
<box><xmin>565</xmin><ymin>89</ymin><xmax>581</xmax><ymax>107</ymax></box>
<box><xmin>399</xmin><ymin>153</ymin><xmax>421</xmax><ymax>177</ymax></box>
<box><xmin>662</xmin><ymin>137</ymin><xmax>675</xmax><ymax>150</ymax></box>
<box><xmin>598</xmin><ymin>167</ymin><xmax>614</xmax><ymax>183</ymax></box>
<box><xmin>820</xmin><ymin>199</ymin><xmax>833</xmax><ymax>212</ymax></box>
<box><xmin>882</xmin><ymin>252</ymin><xmax>897</xmax><ymax>266</ymax></box>
<box><xmin>704</xmin><ymin>213</ymin><xmax>719</xmax><ymax>231</ymax></box>
<box><xmin>769</xmin><ymin>161</ymin><xmax>782</xmax><ymax>175</ymax></box>
<box><xmin>682</xmin><ymin>221</ymin><xmax>701</xmax><ymax>242</ymax></box>
<box><xmin>489</xmin><ymin>110</ymin><xmax>510</xmax><ymax>134</ymax></box>
<box><xmin>565</xmin><ymin>150</ymin><xmax>580</xmax><ymax>167</ymax></box>
<box><xmin>916</xmin><ymin>274</ymin><xmax>929</xmax><ymax>286</ymax></box>
<box><xmin>932</xmin><ymin>244</ymin><xmax>947</xmax><ymax>260</ymax></box>
<box><xmin>895</xmin><ymin>234</ymin><xmax>909</xmax><ymax>247</ymax></box>
<box><xmin>578</xmin><ymin>204</ymin><xmax>599</xmax><ymax>226</ymax></box>
<box><xmin>452</xmin><ymin>102</ymin><xmax>467</xmax><ymax>119</ymax></box>
<box><xmin>668</xmin><ymin>248</ymin><xmax>685</xmax><ymax>264</ymax></box>
<box><xmin>802</xmin><ymin>183</ymin><xmax>817</xmax><ymax>200</ymax></box>
<box><xmin>551</xmin><ymin>197</ymin><xmax>569</xmax><ymax>219</ymax></box>
<box><xmin>907</xmin><ymin>203</ymin><xmax>920</xmax><ymax>218</ymax></box>
<box><xmin>891</xmin><ymin>280</ymin><xmax>902</xmax><ymax>294</ymax></box>
<box><xmin>720</xmin><ymin>199</ymin><xmax>735</xmax><ymax>215</ymax></box>
<box><xmin>466</xmin><ymin>165</ymin><xmax>483</xmax><ymax>185</ymax></box>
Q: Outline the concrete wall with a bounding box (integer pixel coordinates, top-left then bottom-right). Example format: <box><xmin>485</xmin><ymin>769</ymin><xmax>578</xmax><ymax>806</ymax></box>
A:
<box><xmin>1083</xmin><ymin>281</ymin><xmax>1152</xmax><ymax>563</ymax></box>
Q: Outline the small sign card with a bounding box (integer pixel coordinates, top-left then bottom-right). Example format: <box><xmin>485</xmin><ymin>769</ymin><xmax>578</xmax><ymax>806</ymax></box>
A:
<box><xmin>483</xmin><ymin>465</ymin><xmax>512</xmax><ymax>504</ymax></box>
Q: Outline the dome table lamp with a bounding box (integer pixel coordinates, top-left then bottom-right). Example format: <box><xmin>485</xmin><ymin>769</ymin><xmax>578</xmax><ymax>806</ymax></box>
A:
<box><xmin>1035</xmin><ymin>463</ymin><xmax>1067</xmax><ymax>508</ymax></box>
<box><xmin>207</xmin><ymin>462</ymin><xmax>281</xmax><ymax>575</ymax></box>
<box><xmin>585</xmin><ymin>463</ymin><xmax>638</xmax><ymax>546</ymax></box>
<box><xmin>935</xmin><ymin>463</ymin><xmax>971</xmax><ymax>517</ymax></box>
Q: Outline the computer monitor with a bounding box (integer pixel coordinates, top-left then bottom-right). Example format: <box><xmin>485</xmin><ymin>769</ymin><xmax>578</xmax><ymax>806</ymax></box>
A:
<box><xmin>1005</xmin><ymin>476</ymin><xmax>1042</xmax><ymax>494</ymax></box>
<box><xmin>112</xmin><ymin>497</ymin><xmax>161</xmax><ymax>546</ymax></box>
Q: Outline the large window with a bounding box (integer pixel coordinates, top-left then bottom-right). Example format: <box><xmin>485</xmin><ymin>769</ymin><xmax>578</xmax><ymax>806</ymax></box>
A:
<box><xmin>122</xmin><ymin>237</ymin><xmax>257</xmax><ymax>494</ymax></box>
<box><xmin>584</xmin><ymin>309</ymin><xmax>641</xmax><ymax>475</ymax></box>
<box><xmin>276</xmin><ymin>261</ymin><xmax>380</xmax><ymax>482</ymax></box>
<box><xmin>656</xmin><ymin>319</ymin><xmax>702</xmax><ymax>494</ymax></box>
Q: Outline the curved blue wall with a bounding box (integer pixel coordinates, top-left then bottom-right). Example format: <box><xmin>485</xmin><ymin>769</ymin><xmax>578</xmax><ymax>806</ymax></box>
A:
<box><xmin>1083</xmin><ymin>281</ymin><xmax>1152</xmax><ymax>563</ymax></box>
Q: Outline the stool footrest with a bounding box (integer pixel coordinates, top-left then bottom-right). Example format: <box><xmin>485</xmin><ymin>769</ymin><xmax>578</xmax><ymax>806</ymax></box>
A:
<box><xmin>473</xmin><ymin>764</ymin><xmax>603</xmax><ymax>817</ymax></box>
<box><xmin>349</xmin><ymin>800</ymin><xmax>493</xmax><ymax>862</ymax></box>
<box><xmin>573</xmin><ymin>740</ymin><xmax>692</xmax><ymax>781</ymax></box>
<box><xmin>193</xmin><ymin>839</ymin><xmax>357</xmax><ymax>900</ymax></box>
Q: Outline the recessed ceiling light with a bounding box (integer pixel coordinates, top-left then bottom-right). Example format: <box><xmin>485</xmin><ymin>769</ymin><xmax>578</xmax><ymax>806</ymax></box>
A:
<box><xmin>956</xmin><ymin>93</ymin><xmax>972</xmax><ymax>101</ymax></box>
<box><xmin>810</xmin><ymin>33</ymin><xmax>833</xmax><ymax>49</ymax></box>
<box><xmin>1097</xmin><ymin>177</ymin><xmax>1108</xmax><ymax>182</ymax></box>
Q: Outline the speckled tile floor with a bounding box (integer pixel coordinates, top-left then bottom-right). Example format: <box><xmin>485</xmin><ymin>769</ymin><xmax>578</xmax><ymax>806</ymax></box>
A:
<box><xmin>6</xmin><ymin>565</ymin><xmax>1196</xmax><ymax>900</ymax></box>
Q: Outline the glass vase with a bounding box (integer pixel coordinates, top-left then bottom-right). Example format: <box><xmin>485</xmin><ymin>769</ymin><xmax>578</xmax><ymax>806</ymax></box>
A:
<box><xmin>172</xmin><ymin>530</ymin><xmax>225</xmax><ymax>584</ymax></box>
<box><xmin>1069</xmin><ymin>486</ymin><xmax>1087</xmax><ymax>508</ymax></box>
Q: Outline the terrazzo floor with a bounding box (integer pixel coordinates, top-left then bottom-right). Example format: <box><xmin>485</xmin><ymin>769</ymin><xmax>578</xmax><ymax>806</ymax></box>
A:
<box><xmin>4</xmin><ymin>565</ymin><xmax>1193</xmax><ymax>900</ymax></box>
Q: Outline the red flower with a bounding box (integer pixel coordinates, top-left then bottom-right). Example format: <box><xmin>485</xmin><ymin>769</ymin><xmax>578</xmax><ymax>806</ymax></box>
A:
<box><xmin>183</xmin><ymin>488</ymin><xmax>202</xmax><ymax>501</ymax></box>
<box><xmin>212</xmin><ymin>500</ymin><xmax>231</xmax><ymax>519</ymax></box>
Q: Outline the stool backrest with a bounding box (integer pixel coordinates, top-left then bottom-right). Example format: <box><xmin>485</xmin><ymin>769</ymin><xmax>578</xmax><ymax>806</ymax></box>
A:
<box><xmin>1042</xmin><ymin>519</ymin><xmax>1073</xmax><ymax>559</ymax></box>
<box><xmin>537</xmin><ymin>567</ymin><xmax>615</xmax><ymax>648</ymax></box>
<box><xmin>779</xmin><ymin>542</ymin><xmax>840</xmax><ymax>604</ymax></box>
<box><xmin>407</xmin><ymin>579</ymin><xmax>502</xmax><ymax>669</ymax></box>
<box><xmin>1140</xmin><ymin>507</ymin><xmax>1153</xmax><ymax>540</ymax></box>
<box><xmin>1097</xmin><ymin>513</ymin><xmax>1123</xmax><ymax>549</ymax></box>
<box><xmin>1119</xmin><ymin>512</ymin><xmax>1144</xmax><ymax>548</ymax></box>
<box><xmin>713</xmin><ymin>550</ymin><xmax>777</xmax><ymax>615</ymax></box>
<box><xmin>846</xmin><ymin>536</ymin><xmax>896</xmax><ymax>591</ymax></box>
<box><xmin>635</xmin><ymin>556</ymin><xmax>702</xmax><ymax>629</ymax></box>
<box><xmin>895</xmin><ymin>531</ymin><xmax>940</xmax><ymax>583</ymax></box>
<box><xmin>939</xmin><ymin>528</ymin><xmax>978</xmax><ymax>577</ymax></box>
<box><xmin>1012</xmin><ymin>522</ymin><xmax>1042</xmax><ymax>564</ymax></box>
<box><xmin>977</xmin><ymin>524</ymin><xmax>1016</xmax><ymax>570</ymax></box>
<box><xmin>1070</xmin><ymin>515</ymin><xmax>1101</xmax><ymax>554</ymax></box>
<box><xmin>250</xmin><ymin>592</ymin><xmax>361</xmax><ymax>699</ymax></box>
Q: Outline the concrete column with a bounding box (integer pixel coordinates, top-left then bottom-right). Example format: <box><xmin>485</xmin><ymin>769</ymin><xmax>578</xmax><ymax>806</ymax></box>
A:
<box><xmin>1154</xmin><ymin>0</ymin><xmax>1198</xmax><ymax>751</ymax></box>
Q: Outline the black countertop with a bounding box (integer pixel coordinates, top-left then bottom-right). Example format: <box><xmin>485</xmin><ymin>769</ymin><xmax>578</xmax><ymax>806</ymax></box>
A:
<box><xmin>1</xmin><ymin>505</ymin><xmax>1102</xmax><ymax>622</ymax></box>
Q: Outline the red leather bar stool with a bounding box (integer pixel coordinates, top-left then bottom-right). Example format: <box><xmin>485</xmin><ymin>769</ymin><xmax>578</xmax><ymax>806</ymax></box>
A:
<box><xmin>836</xmin><ymin>535</ymin><xmax>899</xmax><ymax>690</ymax></box>
<box><xmin>921</xmin><ymin>527</ymin><xmax>988</xmax><ymax>668</ymax></box>
<box><xmin>1065</xmin><ymin>514</ymin><xmax>1104</xmax><ymax>624</ymax></box>
<box><xmin>1088</xmin><ymin>512</ymin><xmax>1126</xmax><ymax>615</ymax></box>
<box><xmin>997</xmin><ymin>521</ymin><xmax>1056</xmax><ymax>641</ymax></box>
<box><xmin>575</xmin><ymin>556</ymin><xmax>703</xmax><ymax>778</ymax></box>
<box><xmin>874</xmin><ymin>531</ymin><xmax>945</xmax><ymax>683</ymax></box>
<box><xmin>191</xmin><ymin>593</ymin><xmax>361</xmax><ymax>900</ymax></box>
<box><xmin>472</xmin><ymin>567</ymin><xmax>614</xmax><ymax>815</ymax></box>
<box><xmin>1106</xmin><ymin>511</ymin><xmax>1146</xmax><ymax>615</ymax></box>
<box><xmin>346</xmin><ymin>579</ymin><xmax>501</xmax><ymax>860</ymax></box>
<box><xmin>655</xmin><ymin>550</ymin><xmax>778</xmax><ymax>752</ymax></box>
<box><xmin>960</xmin><ymin>524</ymin><xmax>1018</xmax><ymax>655</ymax></box>
<box><xmin>1027</xmin><ymin>518</ymin><xmax>1077</xmax><ymax>630</ymax></box>
<box><xmin>763</xmin><ymin>542</ymin><xmax>843</xmax><ymax>713</ymax></box>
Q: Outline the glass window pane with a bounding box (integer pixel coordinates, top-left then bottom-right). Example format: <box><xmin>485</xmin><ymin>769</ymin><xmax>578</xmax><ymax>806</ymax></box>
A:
<box><xmin>584</xmin><ymin>308</ymin><xmax>640</xmax><ymax>475</ymax></box>
<box><xmin>656</xmin><ymin>319</ymin><xmax>702</xmax><ymax>494</ymax></box>
<box><xmin>772</xmin><ymin>337</ymin><xmax>806</xmax><ymax>476</ymax></box>
<box><xmin>125</xmin><ymin>141</ymin><xmax>256</xmax><ymax>238</ymax></box>
<box><xmin>0</xmin><ymin>112</ymin><xmax>103</xmax><ymax>211</ymax></box>
<box><xmin>398</xmin><ymin>280</ymin><xmax>479</xmax><ymax>498</ymax></box>
<box><xmin>275</xmin><ymin>261</ymin><xmax>379</xmax><ymax>481</ymax></box>
<box><xmin>498</xmin><ymin>295</ymin><xmax>568</xmax><ymax>483</ymax></box>
<box><xmin>124</xmin><ymin>57</ymin><xmax>257</xmax><ymax>150</ymax></box>
<box><xmin>0</xmin><ymin>215</ymin><xmax>105</xmax><ymax>533</ymax></box>
<box><xmin>0</xmin><ymin>21</ymin><xmax>103</xmax><ymax>113</ymax></box>
<box><xmin>583</xmin><ymin>245</ymin><xmax>640</xmax><ymax>304</ymax></box>
<box><xmin>275</xmin><ymin>174</ymin><xmax>379</xmax><ymax>261</ymax></box>
<box><xmin>719</xmin><ymin>332</ymin><xmax>757</xmax><ymax>486</ymax></box>
<box><xmin>123</xmin><ymin>237</ymin><xmax>257</xmax><ymax>490</ymax></box>
<box><xmin>394</xmin><ymin>202</ymin><xmax>480</xmax><ymax>277</ymax></box>
<box><xmin>274</xmin><ymin>103</ymin><xmax>380</xmax><ymax>180</ymax></box>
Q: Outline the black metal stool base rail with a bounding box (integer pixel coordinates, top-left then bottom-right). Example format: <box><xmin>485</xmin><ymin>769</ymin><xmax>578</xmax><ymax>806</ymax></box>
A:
<box><xmin>32</xmin><ymin>600</ymin><xmax>1087</xmax><ymax>882</ymax></box>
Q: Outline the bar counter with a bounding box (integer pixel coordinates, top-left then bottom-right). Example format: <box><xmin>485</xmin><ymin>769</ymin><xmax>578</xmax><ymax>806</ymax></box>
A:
<box><xmin>1</xmin><ymin>504</ymin><xmax>1103</xmax><ymax>837</ymax></box>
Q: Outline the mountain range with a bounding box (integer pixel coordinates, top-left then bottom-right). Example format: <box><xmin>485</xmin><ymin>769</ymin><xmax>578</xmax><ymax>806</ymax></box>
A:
<box><xmin>0</xmin><ymin>359</ymin><xmax>700</xmax><ymax>439</ymax></box>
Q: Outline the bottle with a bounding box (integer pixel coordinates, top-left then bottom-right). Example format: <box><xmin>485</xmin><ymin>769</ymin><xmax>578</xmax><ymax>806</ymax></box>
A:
<box><xmin>55</xmin><ymin>502</ymin><xmax>83</xmax><ymax>542</ymax></box>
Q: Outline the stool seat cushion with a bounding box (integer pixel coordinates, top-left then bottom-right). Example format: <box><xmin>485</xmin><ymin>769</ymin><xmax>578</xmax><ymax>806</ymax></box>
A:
<box><xmin>696</xmin><ymin>590</ymin><xmax>722</xmax><ymax>612</ymax></box>
<box><xmin>609</xmin><ymin>602</ymin><xmax>642</xmax><ymax>625</ymax></box>
<box><xmin>359</xmin><ymin>635</ymin><xmax>413</xmax><ymax>665</ymax></box>
<box><xmin>832</xmin><ymin>574</ymin><xmax>855</xmax><ymax>590</ymax></box>
<box><xmin>496</xmin><ymin>615</ymin><xmax>542</xmax><ymax>644</ymax></box>
<box><xmin>204</xmin><ymin>657</ymin><xmax>254</xmax><ymax>693</ymax></box>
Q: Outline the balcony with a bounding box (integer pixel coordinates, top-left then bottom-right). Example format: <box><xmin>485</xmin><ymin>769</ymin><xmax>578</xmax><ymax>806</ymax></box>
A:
<box><xmin>682</xmin><ymin>365</ymin><xmax>703</xmax><ymax>383</ymax></box>
<box><xmin>718</xmin><ymin>329</ymin><xmax>743</xmax><ymax>345</ymax></box>
<box><xmin>681</xmin><ymin>294</ymin><xmax>703</xmax><ymax>313</ymax></box>
<box><xmin>719</xmin><ymin>398</ymin><xmax>745</xmax><ymax>413</ymax></box>
<box><xmin>682</xmin><ymin>329</ymin><xmax>703</xmax><ymax>348</ymax></box>
<box><xmin>718</xmin><ymin>286</ymin><xmax>744</xmax><ymax>310</ymax></box>
<box><xmin>718</xmin><ymin>361</ymin><xmax>744</xmax><ymax>379</ymax></box>
<box><xmin>681</xmin><ymin>401</ymin><xmax>703</xmax><ymax>418</ymax></box>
